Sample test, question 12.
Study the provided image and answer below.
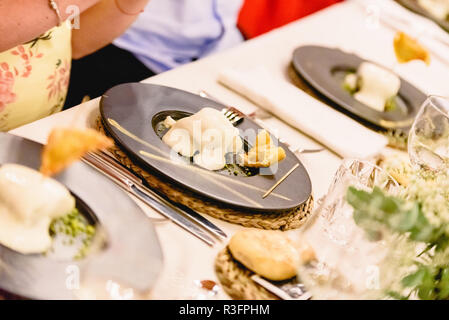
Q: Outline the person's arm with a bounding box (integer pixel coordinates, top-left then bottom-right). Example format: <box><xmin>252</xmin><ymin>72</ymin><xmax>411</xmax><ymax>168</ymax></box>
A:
<box><xmin>0</xmin><ymin>0</ymin><xmax>100</xmax><ymax>52</ymax></box>
<box><xmin>72</xmin><ymin>0</ymin><xmax>150</xmax><ymax>59</ymax></box>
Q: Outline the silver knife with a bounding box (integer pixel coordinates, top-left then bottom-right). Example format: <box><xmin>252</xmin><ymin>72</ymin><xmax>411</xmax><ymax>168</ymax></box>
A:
<box><xmin>82</xmin><ymin>153</ymin><xmax>216</xmax><ymax>246</ymax></box>
<box><xmin>198</xmin><ymin>90</ymin><xmax>324</xmax><ymax>155</ymax></box>
<box><xmin>89</xmin><ymin>151</ymin><xmax>227</xmax><ymax>240</ymax></box>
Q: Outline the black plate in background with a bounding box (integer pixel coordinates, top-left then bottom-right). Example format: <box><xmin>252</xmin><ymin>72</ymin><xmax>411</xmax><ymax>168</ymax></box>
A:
<box><xmin>395</xmin><ymin>0</ymin><xmax>449</xmax><ymax>33</ymax></box>
<box><xmin>0</xmin><ymin>133</ymin><xmax>163</xmax><ymax>300</ymax></box>
<box><xmin>100</xmin><ymin>83</ymin><xmax>312</xmax><ymax>213</ymax></box>
<box><xmin>292</xmin><ymin>45</ymin><xmax>427</xmax><ymax>129</ymax></box>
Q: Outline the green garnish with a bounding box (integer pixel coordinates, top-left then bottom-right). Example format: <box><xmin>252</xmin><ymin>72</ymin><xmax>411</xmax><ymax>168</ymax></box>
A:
<box><xmin>49</xmin><ymin>208</ymin><xmax>96</xmax><ymax>260</ymax></box>
<box><xmin>342</xmin><ymin>72</ymin><xmax>359</xmax><ymax>95</ymax></box>
<box><xmin>223</xmin><ymin>163</ymin><xmax>254</xmax><ymax>177</ymax></box>
<box><xmin>385</xmin><ymin>97</ymin><xmax>398</xmax><ymax>112</ymax></box>
<box><xmin>342</xmin><ymin>83</ymin><xmax>357</xmax><ymax>95</ymax></box>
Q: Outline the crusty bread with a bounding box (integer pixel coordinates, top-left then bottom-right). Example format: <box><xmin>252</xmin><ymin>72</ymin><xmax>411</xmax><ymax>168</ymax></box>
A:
<box><xmin>228</xmin><ymin>229</ymin><xmax>299</xmax><ymax>281</ymax></box>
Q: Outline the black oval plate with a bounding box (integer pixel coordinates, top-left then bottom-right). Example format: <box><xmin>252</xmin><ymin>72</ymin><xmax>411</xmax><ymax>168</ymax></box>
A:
<box><xmin>0</xmin><ymin>133</ymin><xmax>163</xmax><ymax>300</ymax></box>
<box><xmin>100</xmin><ymin>83</ymin><xmax>312</xmax><ymax>213</ymax></box>
<box><xmin>292</xmin><ymin>45</ymin><xmax>427</xmax><ymax>129</ymax></box>
<box><xmin>395</xmin><ymin>0</ymin><xmax>449</xmax><ymax>33</ymax></box>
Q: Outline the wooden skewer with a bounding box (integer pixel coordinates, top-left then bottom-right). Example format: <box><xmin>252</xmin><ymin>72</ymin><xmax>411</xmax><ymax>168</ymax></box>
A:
<box><xmin>108</xmin><ymin>117</ymin><xmax>295</xmax><ymax>202</ymax></box>
<box><xmin>139</xmin><ymin>150</ymin><xmax>291</xmax><ymax>201</ymax></box>
<box><xmin>262</xmin><ymin>163</ymin><xmax>299</xmax><ymax>199</ymax></box>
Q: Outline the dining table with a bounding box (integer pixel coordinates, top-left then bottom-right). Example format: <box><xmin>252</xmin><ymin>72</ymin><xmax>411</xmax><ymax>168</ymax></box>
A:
<box><xmin>9</xmin><ymin>0</ymin><xmax>449</xmax><ymax>299</ymax></box>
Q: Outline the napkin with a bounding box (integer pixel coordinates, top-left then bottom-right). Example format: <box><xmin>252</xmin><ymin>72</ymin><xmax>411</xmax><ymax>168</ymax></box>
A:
<box><xmin>218</xmin><ymin>67</ymin><xmax>388</xmax><ymax>159</ymax></box>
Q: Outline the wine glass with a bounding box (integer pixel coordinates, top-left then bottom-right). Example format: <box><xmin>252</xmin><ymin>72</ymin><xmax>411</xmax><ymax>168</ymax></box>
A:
<box><xmin>408</xmin><ymin>95</ymin><xmax>449</xmax><ymax>172</ymax></box>
<box><xmin>295</xmin><ymin>159</ymin><xmax>401</xmax><ymax>300</ymax></box>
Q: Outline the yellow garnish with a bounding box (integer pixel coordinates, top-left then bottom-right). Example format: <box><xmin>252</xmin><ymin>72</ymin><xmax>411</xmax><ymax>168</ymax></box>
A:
<box><xmin>40</xmin><ymin>128</ymin><xmax>113</xmax><ymax>176</ymax></box>
<box><xmin>242</xmin><ymin>130</ymin><xmax>286</xmax><ymax>168</ymax></box>
<box><xmin>393</xmin><ymin>31</ymin><xmax>430</xmax><ymax>65</ymax></box>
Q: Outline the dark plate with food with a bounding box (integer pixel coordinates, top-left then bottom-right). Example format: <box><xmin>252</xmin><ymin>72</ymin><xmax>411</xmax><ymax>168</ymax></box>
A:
<box><xmin>292</xmin><ymin>45</ymin><xmax>426</xmax><ymax>129</ymax></box>
<box><xmin>100</xmin><ymin>83</ymin><xmax>312</xmax><ymax>213</ymax></box>
<box><xmin>395</xmin><ymin>0</ymin><xmax>449</xmax><ymax>33</ymax></box>
<box><xmin>0</xmin><ymin>133</ymin><xmax>163</xmax><ymax>299</ymax></box>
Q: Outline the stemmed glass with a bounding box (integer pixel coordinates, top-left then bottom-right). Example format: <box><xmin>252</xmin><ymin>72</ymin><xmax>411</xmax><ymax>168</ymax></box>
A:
<box><xmin>295</xmin><ymin>159</ymin><xmax>401</xmax><ymax>300</ymax></box>
<box><xmin>408</xmin><ymin>95</ymin><xmax>449</xmax><ymax>172</ymax></box>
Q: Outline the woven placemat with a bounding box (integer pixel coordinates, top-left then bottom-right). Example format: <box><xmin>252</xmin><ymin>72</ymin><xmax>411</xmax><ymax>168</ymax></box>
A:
<box><xmin>215</xmin><ymin>247</ymin><xmax>279</xmax><ymax>300</ymax></box>
<box><xmin>287</xmin><ymin>63</ymin><xmax>408</xmax><ymax>151</ymax></box>
<box><xmin>96</xmin><ymin>118</ymin><xmax>313</xmax><ymax>230</ymax></box>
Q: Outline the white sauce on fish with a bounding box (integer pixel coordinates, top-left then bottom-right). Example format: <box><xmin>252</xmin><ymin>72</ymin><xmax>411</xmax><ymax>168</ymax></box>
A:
<box><xmin>351</xmin><ymin>62</ymin><xmax>401</xmax><ymax>112</ymax></box>
<box><xmin>162</xmin><ymin>108</ymin><xmax>243</xmax><ymax>171</ymax></box>
<box><xmin>0</xmin><ymin>164</ymin><xmax>75</xmax><ymax>254</ymax></box>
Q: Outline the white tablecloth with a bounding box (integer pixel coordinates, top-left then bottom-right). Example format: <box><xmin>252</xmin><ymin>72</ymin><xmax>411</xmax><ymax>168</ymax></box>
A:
<box><xmin>10</xmin><ymin>0</ymin><xmax>449</xmax><ymax>299</ymax></box>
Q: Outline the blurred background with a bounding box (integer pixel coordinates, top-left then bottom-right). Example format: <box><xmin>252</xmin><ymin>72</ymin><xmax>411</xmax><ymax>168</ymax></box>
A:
<box><xmin>65</xmin><ymin>0</ymin><xmax>344</xmax><ymax>108</ymax></box>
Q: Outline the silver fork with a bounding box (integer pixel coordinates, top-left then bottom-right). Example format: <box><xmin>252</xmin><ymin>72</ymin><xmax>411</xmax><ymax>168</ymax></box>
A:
<box><xmin>201</xmin><ymin>92</ymin><xmax>325</xmax><ymax>155</ymax></box>
<box><xmin>222</xmin><ymin>107</ymin><xmax>244</xmax><ymax>125</ymax></box>
<box><xmin>221</xmin><ymin>107</ymin><xmax>324</xmax><ymax>154</ymax></box>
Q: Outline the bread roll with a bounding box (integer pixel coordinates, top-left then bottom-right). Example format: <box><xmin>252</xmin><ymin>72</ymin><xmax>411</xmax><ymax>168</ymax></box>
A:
<box><xmin>228</xmin><ymin>229</ymin><xmax>299</xmax><ymax>281</ymax></box>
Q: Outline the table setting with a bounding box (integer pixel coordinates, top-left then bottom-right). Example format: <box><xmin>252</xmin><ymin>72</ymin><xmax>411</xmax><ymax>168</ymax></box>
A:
<box><xmin>2</xmin><ymin>0</ymin><xmax>449</xmax><ymax>301</ymax></box>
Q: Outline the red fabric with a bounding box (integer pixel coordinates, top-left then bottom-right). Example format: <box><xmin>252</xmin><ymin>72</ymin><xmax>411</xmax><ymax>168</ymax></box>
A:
<box><xmin>238</xmin><ymin>0</ymin><xmax>344</xmax><ymax>39</ymax></box>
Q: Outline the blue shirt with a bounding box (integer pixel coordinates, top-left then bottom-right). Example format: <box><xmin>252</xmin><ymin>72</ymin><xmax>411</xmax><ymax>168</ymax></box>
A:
<box><xmin>114</xmin><ymin>0</ymin><xmax>244</xmax><ymax>73</ymax></box>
